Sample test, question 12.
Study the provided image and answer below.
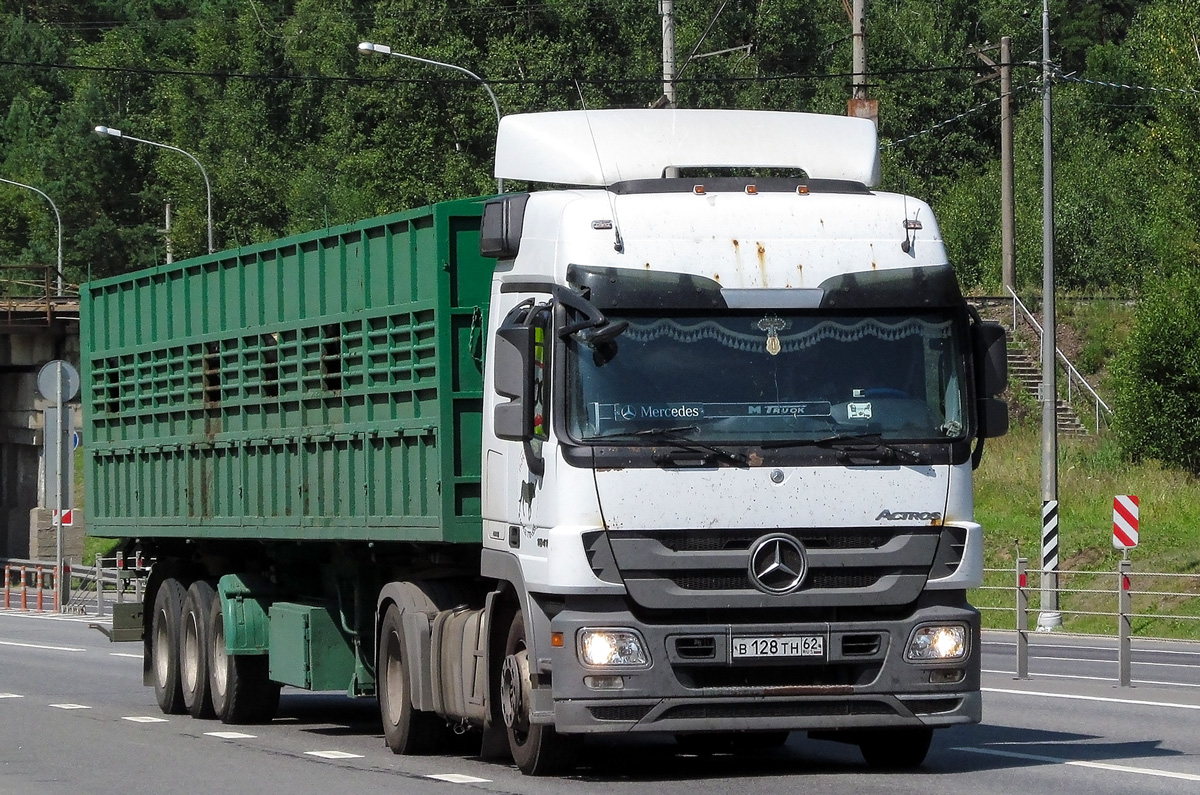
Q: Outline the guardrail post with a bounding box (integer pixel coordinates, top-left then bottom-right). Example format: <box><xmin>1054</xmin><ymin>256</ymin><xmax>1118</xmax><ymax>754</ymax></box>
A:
<box><xmin>1016</xmin><ymin>557</ymin><xmax>1029</xmax><ymax>679</ymax></box>
<box><xmin>96</xmin><ymin>558</ymin><xmax>105</xmax><ymax>618</ymax></box>
<box><xmin>1118</xmin><ymin>558</ymin><xmax>1132</xmax><ymax>687</ymax></box>
<box><xmin>134</xmin><ymin>551</ymin><xmax>144</xmax><ymax>602</ymax></box>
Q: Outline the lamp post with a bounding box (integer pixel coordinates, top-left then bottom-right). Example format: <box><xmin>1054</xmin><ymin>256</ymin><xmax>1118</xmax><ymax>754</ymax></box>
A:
<box><xmin>1037</xmin><ymin>0</ymin><xmax>1062</xmax><ymax>631</ymax></box>
<box><xmin>357</xmin><ymin>42</ymin><xmax>504</xmax><ymax>193</ymax></box>
<box><xmin>0</xmin><ymin>177</ymin><xmax>63</xmax><ymax>296</ymax></box>
<box><xmin>93</xmin><ymin>126</ymin><xmax>215</xmax><ymax>254</ymax></box>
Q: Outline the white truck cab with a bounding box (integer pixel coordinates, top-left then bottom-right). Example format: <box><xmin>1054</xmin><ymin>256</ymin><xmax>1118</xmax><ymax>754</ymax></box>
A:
<box><xmin>476</xmin><ymin>109</ymin><xmax>1007</xmax><ymax>773</ymax></box>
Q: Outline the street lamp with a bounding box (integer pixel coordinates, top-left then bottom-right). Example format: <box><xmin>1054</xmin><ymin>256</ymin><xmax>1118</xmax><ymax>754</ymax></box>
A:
<box><xmin>93</xmin><ymin>125</ymin><xmax>215</xmax><ymax>254</ymax></box>
<box><xmin>357</xmin><ymin>41</ymin><xmax>504</xmax><ymax>193</ymax></box>
<box><xmin>0</xmin><ymin>176</ymin><xmax>63</xmax><ymax>297</ymax></box>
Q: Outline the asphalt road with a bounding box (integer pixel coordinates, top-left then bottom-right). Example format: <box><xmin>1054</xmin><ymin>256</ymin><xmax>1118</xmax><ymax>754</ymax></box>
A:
<box><xmin>3</xmin><ymin>609</ymin><xmax>1200</xmax><ymax>795</ymax></box>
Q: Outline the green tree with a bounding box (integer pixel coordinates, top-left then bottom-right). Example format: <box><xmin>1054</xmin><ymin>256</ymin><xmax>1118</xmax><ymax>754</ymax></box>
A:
<box><xmin>1112</xmin><ymin>269</ymin><xmax>1200</xmax><ymax>472</ymax></box>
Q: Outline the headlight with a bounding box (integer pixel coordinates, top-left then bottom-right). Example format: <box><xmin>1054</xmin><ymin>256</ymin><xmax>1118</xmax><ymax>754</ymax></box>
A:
<box><xmin>906</xmin><ymin>624</ymin><xmax>969</xmax><ymax>661</ymax></box>
<box><xmin>578</xmin><ymin>629</ymin><xmax>649</xmax><ymax>667</ymax></box>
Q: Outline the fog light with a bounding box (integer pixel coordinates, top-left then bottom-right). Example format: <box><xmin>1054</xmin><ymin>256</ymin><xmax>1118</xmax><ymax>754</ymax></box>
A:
<box><xmin>930</xmin><ymin>668</ymin><xmax>965</xmax><ymax>684</ymax></box>
<box><xmin>584</xmin><ymin>675</ymin><xmax>625</xmax><ymax>690</ymax></box>
<box><xmin>906</xmin><ymin>624</ymin><xmax>968</xmax><ymax>661</ymax></box>
<box><xmin>578</xmin><ymin>629</ymin><xmax>649</xmax><ymax>667</ymax></box>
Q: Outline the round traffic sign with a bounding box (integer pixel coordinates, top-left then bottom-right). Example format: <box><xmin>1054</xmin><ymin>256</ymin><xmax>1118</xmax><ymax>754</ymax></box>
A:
<box><xmin>37</xmin><ymin>360</ymin><xmax>80</xmax><ymax>402</ymax></box>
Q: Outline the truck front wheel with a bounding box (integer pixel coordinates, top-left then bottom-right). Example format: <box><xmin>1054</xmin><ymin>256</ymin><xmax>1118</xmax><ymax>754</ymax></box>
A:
<box><xmin>150</xmin><ymin>577</ymin><xmax>188</xmax><ymax>715</ymax></box>
<box><xmin>857</xmin><ymin>727</ymin><xmax>933</xmax><ymax>769</ymax></box>
<box><xmin>500</xmin><ymin>610</ymin><xmax>579</xmax><ymax>776</ymax></box>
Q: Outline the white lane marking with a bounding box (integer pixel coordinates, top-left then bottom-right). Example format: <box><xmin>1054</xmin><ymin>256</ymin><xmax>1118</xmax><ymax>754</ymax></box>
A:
<box><xmin>0</xmin><ymin>639</ymin><xmax>85</xmax><ymax>652</ymax></box>
<box><xmin>110</xmin><ymin>653</ymin><xmax>143</xmax><ymax>659</ymax></box>
<box><xmin>123</xmin><ymin>716</ymin><xmax>169</xmax><ymax>723</ymax></box>
<box><xmin>984</xmin><ymin>686</ymin><xmax>1200</xmax><ymax>710</ymax></box>
<box><xmin>0</xmin><ymin>611</ymin><xmax>107</xmax><ymax>625</ymax></box>
<box><xmin>427</xmin><ymin>774</ymin><xmax>492</xmax><ymax>784</ymax></box>
<box><xmin>49</xmin><ymin>703</ymin><xmax>91</xmax><ymax>710</ymax></box>
<box><xmin>305</xmin><ymin>751</ymin><xmax>364</xmax><ymax>760</ymax></box>
<box><xmin>206</xmin><ymin>731</ymin><xmax>256</xmax><ymax>739</ymax></box>
<box><xmin>984</xmin><ymin>669</ymin><xmax>1200</xmax><ymax>688</ymax></box>
<box><xmin>0</xmin><ymin>693</ymin><xmax>23</xmax><ymax>699</ymax></box>
<box><xmin>958</xmin><ymin>746</ymin><xmax>1200</xmax><ymax>782</ymax></box>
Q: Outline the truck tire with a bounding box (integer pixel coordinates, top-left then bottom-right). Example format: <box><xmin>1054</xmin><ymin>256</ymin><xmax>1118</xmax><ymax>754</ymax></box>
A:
<box><xmin>857</xmin><ymin>727</ymin><xmax>933</xmax><ymax>769</ymax></box>
<box><xmin>208</xmin><ymin>595</ymin><xmax>280</xmax><ymax>724</ymax></box>
<box><xmin>500</xmin><ymin>610</ymin><xmax>580</xmax><ymax>776</ymax></box>
<box><xmin>379</xmin><ymin>600</ymin><xmax>448</xmax><ymax>754</ymax></box>
<box><xmin>150</xmin><ymin>577</ymin><xmax>188</xmax><ymax>715</ymax></box>
<box><xmin>179</xmin><ymin>580</ymin><xmax>216</xmax><ymax>719</ymax></box>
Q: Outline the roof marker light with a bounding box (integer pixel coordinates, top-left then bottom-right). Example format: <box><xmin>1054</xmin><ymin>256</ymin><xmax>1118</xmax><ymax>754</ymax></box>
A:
<box><xmin>797</xmin><ymin>185</ymin><xmax>810</xmax><ymax>195</ymax></box>
<box><xmin>693</xmin><ymin>185</ymin><xmax>706</xmax><ymax>195</ymax></box>
<box><xmin>745</xmin><ymin>185</ymin><xmax>758</xmax><ymax>195</ymax></box>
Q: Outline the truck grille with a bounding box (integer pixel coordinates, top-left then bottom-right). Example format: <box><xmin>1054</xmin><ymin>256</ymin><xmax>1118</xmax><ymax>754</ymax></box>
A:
<box><xmin>599</xmin><ymin>527</ymin><xmax>955</xmax><ymax>611</ymax></box>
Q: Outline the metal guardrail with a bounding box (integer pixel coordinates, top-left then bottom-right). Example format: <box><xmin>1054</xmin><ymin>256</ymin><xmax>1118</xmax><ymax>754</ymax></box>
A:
<box><xmin>1006</xmin><ymin>286</ymin><xmax>1114</xmax><ymax>431</ymax></box>
<box><xmin>978</xmin><ymin>557</ymin><xmax>1200</xmax><ymax>687</ymax></box>
<box><xmin>1</xmin><ymin>553</ymin><xmax>148</xmax><ymax>618</ymax></box>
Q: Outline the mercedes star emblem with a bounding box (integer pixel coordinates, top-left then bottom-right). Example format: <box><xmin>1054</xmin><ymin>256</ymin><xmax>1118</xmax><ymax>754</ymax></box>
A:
<box><xmin>747</xmin><ymin>534</ymin><xmax>808</xmax><ymax>595</ymax></box>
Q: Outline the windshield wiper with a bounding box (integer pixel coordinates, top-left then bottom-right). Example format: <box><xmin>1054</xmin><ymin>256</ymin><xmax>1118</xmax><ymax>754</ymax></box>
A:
<box><xmin>762</xmin><ymin>432</ymin><xmax>925</xmax><ymax>464</ymax></box>
<box><xmin>591</xmin><ymin>426</ymin><xmax>749</xmax><ymax>468</ymax></box>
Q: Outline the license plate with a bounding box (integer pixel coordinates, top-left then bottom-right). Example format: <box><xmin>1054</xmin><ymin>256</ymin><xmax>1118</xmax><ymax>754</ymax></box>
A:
<box><xmin>732</xmin><ymin>635</ymin><xmax>825</xmax><ymax>660</ymax></box>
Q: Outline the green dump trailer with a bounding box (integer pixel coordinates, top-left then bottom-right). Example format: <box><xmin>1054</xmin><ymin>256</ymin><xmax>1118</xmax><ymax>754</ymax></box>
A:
<box><xmin>84</xmin><ymin>196</ymin><xmax>496</xmax><ymax>721</ymax></box>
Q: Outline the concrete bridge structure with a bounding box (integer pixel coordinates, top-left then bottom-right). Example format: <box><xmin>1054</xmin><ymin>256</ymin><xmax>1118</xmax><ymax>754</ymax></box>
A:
<box><xmin>1</xmin><ymin>293</ymin><xmax>82</xmax><ymax>561</ymax></box>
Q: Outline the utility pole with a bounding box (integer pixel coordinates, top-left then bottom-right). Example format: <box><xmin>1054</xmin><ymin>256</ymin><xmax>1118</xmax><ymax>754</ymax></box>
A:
<box><xmin>971</xmin><ymin>37</ymin><xmax>1016</xmax><ymax>292</ymax></box>
<box><xmin>846</xmin><ymin>0</ymin><xmax>878</xmax><ymax>124</ymax></box>
<box><xmin>660</xmin><ymin>0</ymin><xmax>677</xmax><ymax>108</ymax></box>
<box><xmin>1001</xmin><ymin>36</ymin><xmax>1015</xmax><ymax>291</ymax></box>
<box><xmin>659</xmin><ymin>0</ymin><xmax>680</xmax><ymax>178</ymax></box>
<box><xmin>163</xmin><ymin>201</ymin><xmax>174</xmax><ymax>264</ymax></box>
<box><xmin>1038</xmin><ymin>0</ymin><xmax>1061</xmax><ymax>631</ymax></box>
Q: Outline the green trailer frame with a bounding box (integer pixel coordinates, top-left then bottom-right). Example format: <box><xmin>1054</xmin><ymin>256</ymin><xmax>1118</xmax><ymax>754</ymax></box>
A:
<box><xmin>82</xmin><ymin>197</ymin><xmax>495</xmax><ymax>546</ymax></box>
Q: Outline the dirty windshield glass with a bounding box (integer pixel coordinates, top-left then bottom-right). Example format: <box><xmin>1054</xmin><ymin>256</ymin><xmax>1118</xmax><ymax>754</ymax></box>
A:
<box><xmin>566</xmin><ymin>312</ymin><xmax>966</xmax><ymax>443</ymax></box>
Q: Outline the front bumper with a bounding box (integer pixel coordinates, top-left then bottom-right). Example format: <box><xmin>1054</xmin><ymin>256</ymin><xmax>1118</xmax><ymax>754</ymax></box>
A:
<box><xmin>543</xmin><ymin>597</ymin><xmax>981</xmax><ymax>735</ymax></box>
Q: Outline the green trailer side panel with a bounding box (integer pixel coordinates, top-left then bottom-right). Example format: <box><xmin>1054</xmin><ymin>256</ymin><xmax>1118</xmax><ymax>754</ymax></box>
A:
<box><xmin>268</xmin><ymin>602</ymin><xmax>357</xmax><ymax>692</ymax></box>
<box><xmin>81</xmin><ymin>198</ymin><xmax>494</xmax><ymax>544</ymax></box>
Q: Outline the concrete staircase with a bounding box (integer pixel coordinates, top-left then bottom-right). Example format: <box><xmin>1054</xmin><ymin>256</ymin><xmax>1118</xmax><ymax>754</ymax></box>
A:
<box><xmin>971</xmin><ymin>297</ymin><xmax>1094</xmax><ymax>437</ymax></box>
<box><xmin>1005</xmin><ymin>345</ymin><xmax>1090</xmax><ymax>436</ymax></box>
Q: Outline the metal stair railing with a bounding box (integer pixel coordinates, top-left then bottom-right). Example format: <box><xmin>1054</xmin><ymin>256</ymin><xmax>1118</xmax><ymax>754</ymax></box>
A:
<box><xmin>1007</xmin><ymin>286</ymin><xmax>1113</xmax><ymax>432</ymax></box>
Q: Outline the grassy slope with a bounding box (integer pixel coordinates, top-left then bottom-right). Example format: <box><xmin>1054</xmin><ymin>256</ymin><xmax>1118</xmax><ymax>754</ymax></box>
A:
<box><xmin>973</xmin><ymin>419</ymin><xmax>1200</xmax><ymax>639</ymax></box>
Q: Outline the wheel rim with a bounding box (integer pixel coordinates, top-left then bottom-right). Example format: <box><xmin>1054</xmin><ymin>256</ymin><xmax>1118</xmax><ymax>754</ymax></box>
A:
<box><xmin>154</xmin><ymin>608</ymin><xmax>171</xmax><ymax>687</ymax></box>
<box><xmin>181</xmin><ymin>612</ymin><xmax>200</xmax><ymax>693</ymax></box>
<box><xmin>211</xmin><ymin>611</ymin><xmax>228</xmax><ymax>701</ymax></box>
<box><xmin>500</xmin><ymin>648</ymin><xmax>531</xmax><ymax>740</ymax></box>
<box><xmin>383</xmin><ymin>629</ymin><xmax>404</xmax><ymax>727</ymax></box>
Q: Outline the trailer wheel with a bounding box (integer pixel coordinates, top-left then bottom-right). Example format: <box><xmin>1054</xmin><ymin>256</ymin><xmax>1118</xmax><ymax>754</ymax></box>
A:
<box><xmin>179</xmin><ymin>580</ymin><xmax>216</xmax><ymax>719</ymax></box>
<box><xmin>208</xmin><ymin>595</ymin><xmax>280</xmax><ymax>724</ymax></box>
<box><xmin>500</xmin><ymin>610</ymin><xmax>579</xmax><ymax>776</ymax></box>
<box><xmin>857</xmin><ymin>727</ymin><xmax>933</xmax><ymax>769</ymax></box>
<box><xmin>379</xmin><ymin>602</ymin><xmax>447</xmax><ymax>754</ymax></box>
<box><xmin>151</xmin><ymin>577</ymin><xmax>188</xmax><ymax>715</ymax></box>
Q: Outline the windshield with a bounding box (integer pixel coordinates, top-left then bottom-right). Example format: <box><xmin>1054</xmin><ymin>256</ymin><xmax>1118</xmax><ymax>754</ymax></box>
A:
<box><xmin>566</xmin><ymin>311</ymin><xmax>966</xmax><ymax>444</ymax></box>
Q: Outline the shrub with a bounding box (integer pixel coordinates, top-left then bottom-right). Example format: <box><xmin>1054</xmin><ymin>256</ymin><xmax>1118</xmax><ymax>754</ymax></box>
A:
<box><xmin>1111</xmin><ymin>270</ymin><xmax>1200</xmax><ymax>473</ymax></box>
